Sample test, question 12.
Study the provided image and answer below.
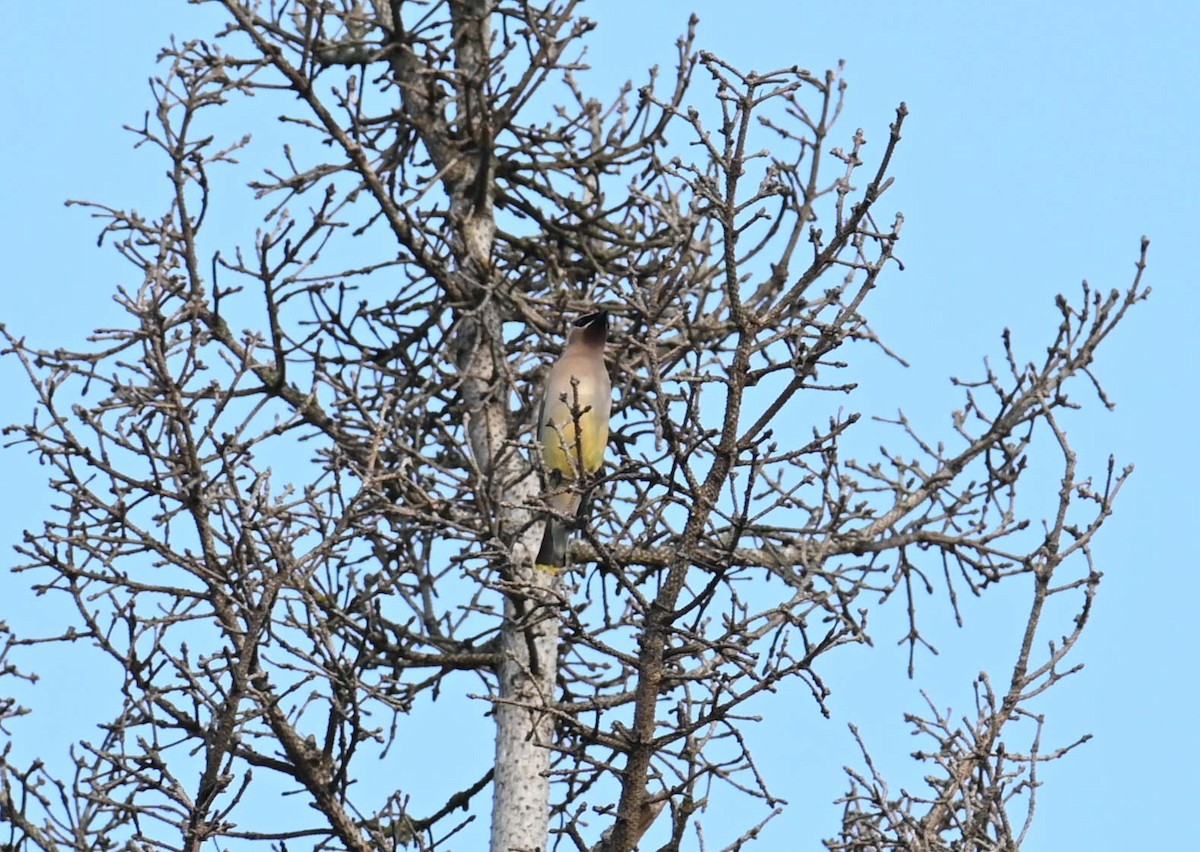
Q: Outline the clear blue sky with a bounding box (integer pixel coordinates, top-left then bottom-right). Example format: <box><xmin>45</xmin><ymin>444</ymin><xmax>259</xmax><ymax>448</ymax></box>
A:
<box><xmin>1</xmin><ymin>2</ymin><xmax>1196</xmax><ymax>849</ymax></box>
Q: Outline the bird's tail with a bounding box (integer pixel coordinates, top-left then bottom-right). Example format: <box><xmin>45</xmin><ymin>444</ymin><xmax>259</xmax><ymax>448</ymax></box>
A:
<box><xmin>535</xmin><ymin>516</ymin><xmax>570</xmax><ymax>572</ymax></box>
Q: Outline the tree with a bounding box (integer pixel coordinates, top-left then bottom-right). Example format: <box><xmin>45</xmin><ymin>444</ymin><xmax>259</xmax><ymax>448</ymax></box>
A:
<box><xmin>0</xmin><ymin>2</ymin><xmax>1146</xmax><ymax>850</ymax></box>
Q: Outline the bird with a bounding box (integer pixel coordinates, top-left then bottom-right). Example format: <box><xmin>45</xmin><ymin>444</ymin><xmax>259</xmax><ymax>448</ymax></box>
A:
<box><xmin>535</xmin><ymin>310</ymin><xmax>612</xmax><ymax>571</ymax></box>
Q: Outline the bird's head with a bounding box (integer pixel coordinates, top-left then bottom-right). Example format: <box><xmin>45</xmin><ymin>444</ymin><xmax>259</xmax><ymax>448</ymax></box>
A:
<box><xmin>571</xmin><ymin>310</ymin><xmax>608</xmax><ymax>347</ymax></box>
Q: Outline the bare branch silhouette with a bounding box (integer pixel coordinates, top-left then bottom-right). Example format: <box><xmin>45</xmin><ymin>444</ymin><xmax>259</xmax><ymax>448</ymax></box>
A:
<box><xmin>0</xmin><ymin>3</ymin><xmax>1145</xmax><ymax>851</ymax></box>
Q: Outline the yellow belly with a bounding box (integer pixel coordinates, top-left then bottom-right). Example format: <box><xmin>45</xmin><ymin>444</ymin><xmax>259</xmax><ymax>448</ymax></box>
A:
<box><xmin>542</xmin><ymin>404</ymin><xmax>608</xmax><ymax>477</ymax></box>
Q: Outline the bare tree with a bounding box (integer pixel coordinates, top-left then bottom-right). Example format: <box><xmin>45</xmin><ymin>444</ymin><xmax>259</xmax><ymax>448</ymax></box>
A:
<box><xmin>0</xmin><ymin>2</ymin><xmax>1146</xmax><ymax>851</ymax></box>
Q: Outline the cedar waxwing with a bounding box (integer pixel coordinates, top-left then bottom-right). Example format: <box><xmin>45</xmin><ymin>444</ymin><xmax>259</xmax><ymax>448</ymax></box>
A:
<box><xmin>535</xmin><ymin>311</ymin><xmax>612</xmax><ymax>571</ymax></box>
